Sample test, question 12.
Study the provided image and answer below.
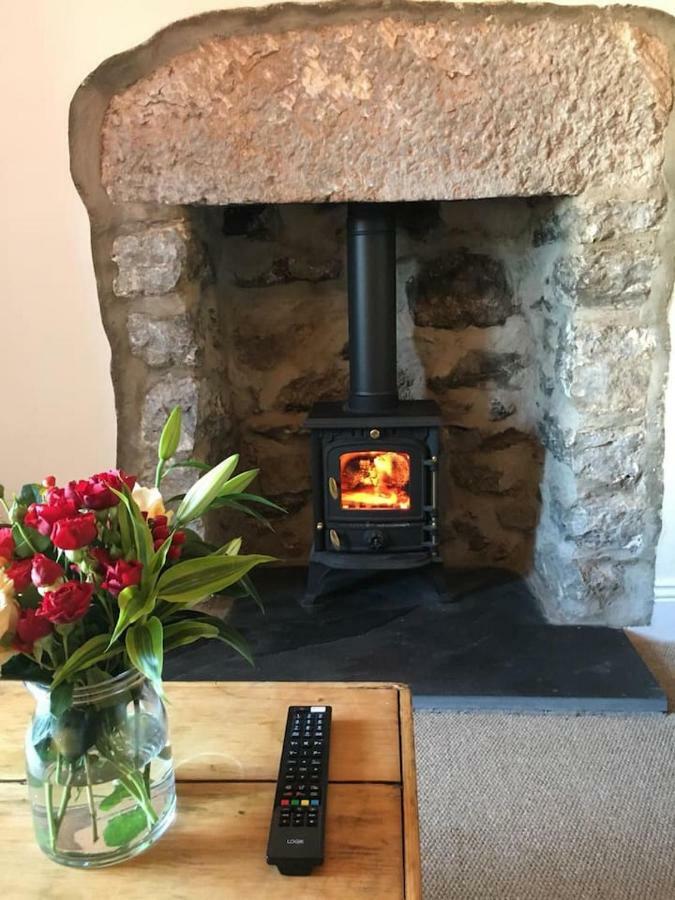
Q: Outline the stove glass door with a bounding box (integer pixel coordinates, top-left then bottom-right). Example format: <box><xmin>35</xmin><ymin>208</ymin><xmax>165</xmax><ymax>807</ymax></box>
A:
<box><xmin>338</xmin><ymin>449</ymin><xmax>411</xmax><ymax>510</ymax></box>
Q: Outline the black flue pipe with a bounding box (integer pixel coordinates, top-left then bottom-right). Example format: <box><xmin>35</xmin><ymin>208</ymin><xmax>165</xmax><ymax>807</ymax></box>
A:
<box><xmin>346</xmin><ymin>203</ymin><xmax>398</xmax><ymax>413</ymax></box>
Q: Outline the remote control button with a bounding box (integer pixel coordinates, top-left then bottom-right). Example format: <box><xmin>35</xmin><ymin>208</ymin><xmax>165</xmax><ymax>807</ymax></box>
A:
<box><xmin>300</xmin><ymin>799</ymin><xmax>309</xmax><ymax>806</ymax></box>
<box><xmin>280</xmin><ymin>799</ymin><xmax>290</xmax><ymax>806</ymax></box>
<box><xmin>290</xmin><ymin>799</ymin><xmax>299</xmax><ymax>806</ymax></box>
<box><xmin>310</xmin><ymin>799</ymin><xmax>320</xmax><ymax>806</ymax></box>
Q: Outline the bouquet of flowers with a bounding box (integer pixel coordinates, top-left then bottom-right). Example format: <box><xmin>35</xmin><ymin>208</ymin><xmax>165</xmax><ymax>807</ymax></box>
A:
<box><xmin>0</xmin><ymin>406</ymin><xmax>275</xmax><ymax>866</ymax></box>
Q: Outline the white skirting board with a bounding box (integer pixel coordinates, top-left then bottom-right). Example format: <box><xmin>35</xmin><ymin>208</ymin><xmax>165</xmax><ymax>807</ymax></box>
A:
<box><xmin>630</xmin><ymin>591</ymin><xmax>675</xmax><ymax>641</ymax></box>
<box><xmin>654</xmin><ymin>583</ymin><xmax>675</xmax><ymax>603</ymax></box>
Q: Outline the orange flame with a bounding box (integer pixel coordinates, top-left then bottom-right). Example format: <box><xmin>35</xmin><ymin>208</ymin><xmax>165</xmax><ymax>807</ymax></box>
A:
<box><xmin>339</xmin><ymin>450</ymin><xmax>411</xmax><ymax>510</ymax></box>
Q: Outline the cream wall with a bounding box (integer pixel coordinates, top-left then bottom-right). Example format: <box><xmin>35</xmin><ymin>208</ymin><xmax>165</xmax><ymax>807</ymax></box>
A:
<box><xmin>1</xmin><ymin>0</ymin><xmax>674</xmax><ymax>593</ymax></box>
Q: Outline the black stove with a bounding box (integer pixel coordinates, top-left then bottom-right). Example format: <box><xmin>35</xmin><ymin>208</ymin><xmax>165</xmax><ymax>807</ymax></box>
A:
<box><xmin>304</xmin><ymin>203</ymin><xmax>442</xmax><ymax>603</ymax></box>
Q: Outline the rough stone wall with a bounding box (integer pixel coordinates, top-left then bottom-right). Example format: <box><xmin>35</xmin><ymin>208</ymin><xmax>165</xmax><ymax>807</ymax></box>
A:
<box><xmin>69</xmin><ymin>0</ymin><xmax>675</xmax><ymax>626</ymax></box>
<box><xmin>529</xmin><ymin>189</ymin><xmax>672</xmax><ymax>625</ymax></box>
<box><xmin>198</xmin><ymin>201</ymin><xmax>547</xmax><ymax>569</ymax></box>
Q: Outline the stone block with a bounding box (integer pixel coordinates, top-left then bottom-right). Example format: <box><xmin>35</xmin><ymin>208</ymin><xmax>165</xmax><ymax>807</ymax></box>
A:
<box><xmin>407</xmin><ymin>251</ymin><xmax>515</xmax><ymax>329</ymax></box>
<box><xmin>489</xmin><ymin>397</ymin><xmax>517</xmax><ymax>422</ymax></box>
<box><xmin>534</xmin><ymin>194</ymin><xmax>666</xmax><ymax>246</ymax></box>
<box><xmin>550</xmin><ymin>490</ymin><xmax>649</xmax><ymax>556</ymax></box>
<box><xmin>496</xmin><ymin>500</ymin><xmax>539</xmax><ymax>532</ymax></box>
<box><xmin>242</xmin><ymin>432</ymin><xmax>311</xmax><ymax>497</ymax></box>
<box><xmin>141</xmin><ymin>373</ymin><xmax>200</xmax><ymax>455</ymax></box>
<box><xmin>557</xmin><ymin>318</ymin><xmax>656</xmax><ymax>425</ymax></box>
<box><xmin>430</xmin><ymin>350</ymin><xmax>526</xmax><ymax>391</ymax></box>
<box><xmin>532</xmin><ymin>538</ymin><xmax>653</xmax><ymax>626</ymax></box>
<box><xmin>553</xmin><ymin>243</ymin><xmax>658</xmax><ymax>308</ymax></box>
<box><xmin>275</xmin><ymin>368</ymin><xmax>349</xmax><ymax>412</ymax></box>
<box><xmin>233</xmin><ymin>253</ymin><xmax>341</xmax><ymax>288</ymax></box>
<box><xmin>112</xmin><ymin>223</ymin><xmax>188</xmax><ymax>297</ymax></box>
<box><xmin>446</xmin><ymin>428</ymin><xmax>543</xmax><ymax>531</ymax></box>
<box><xmin>100</xmin><ymin>12</ymin><xmax>671</xmax><ymax>203</ymax></box>
<box><xmin>127</xmin><ymin>312</ymin><xmax>199</xmax><ymax>368</ymax></box>
<box><xmin>540</xmin><ymin>421</ymin><xmax>647</xmax><ymax>493</ymax></box>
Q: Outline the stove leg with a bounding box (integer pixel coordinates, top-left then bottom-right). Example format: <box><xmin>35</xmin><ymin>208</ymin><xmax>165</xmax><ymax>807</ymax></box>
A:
<box><xmin>302</xmin><ymin>558</ymin><xmax>378</xmax><ymax>608</ymax></box>
<box><xmin>425</xmin><ymin>561</ymin><xmax>452</xmax><ymax>605</ymax></box>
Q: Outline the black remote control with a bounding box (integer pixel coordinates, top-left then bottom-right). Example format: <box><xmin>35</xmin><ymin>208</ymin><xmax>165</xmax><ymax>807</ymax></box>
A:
<box><xmin>266</xmin><ymin>705</ymin><xmax>332</xmax><ymax>876</ymax></box>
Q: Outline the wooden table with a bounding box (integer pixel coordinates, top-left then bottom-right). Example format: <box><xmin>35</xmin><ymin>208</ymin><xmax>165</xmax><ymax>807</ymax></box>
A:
<box><xmin>0</xmin><ymin>681</ymin><xmax>421</xmax><ymax>899</ymax></box>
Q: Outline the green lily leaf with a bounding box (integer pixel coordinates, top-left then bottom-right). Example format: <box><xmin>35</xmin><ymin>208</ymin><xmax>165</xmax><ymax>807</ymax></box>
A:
<box><xmin>52</xmin><ymin>635</ymin><xmax>123</xmax><ymax>689</ymax></box>
<box><xmin>163</xmin><ymin>620</ymin><xmax>220</xmax><ymax>652</ymax></box>
<box><xmin>126</xmin><ymin>617</ymin><xmax>164</xmax><ymax>686</ymax></box>
<box><xmin>103</xmin><ymin>807</ymin><xmax>149</xmax><ymax>848</ymax></box>
<box><xmin>156</xmin><ymin>553</ymin><xmax>274</xmax><ymax>604</ymax></box>
<box><xmin>49</xmin><ymin>681</ymin><xmax>73</xmax><ymax>717</ymax></box>
<box><xmin>111</xmin><ymin>488</ymin><xmax>153</xmax><ymax>565</ymax></box>
<box><xmin>12</xmin><ymin>521</ymin><xmax>50</xmax><ymax>557</ymax></box>
<box><xmin>192</xmin><ymin>614</ymin><xmax>254</xmax><ymax>666</ymax></box>
<box><xmin>108</xmin><ymin>586</ymin><xmax>154</xmax><ymax>647</ymax></box>
<box><xmin>218</xmin><ymin>537</ymin><xmax>242</xmax><ymax>556</ymax></box>
<box><xmin>211</xmin><ymin>497</ymin><xmax>275</xmax><ymax>530</ymax></box>
<box><xmin>116</xmin><ymin>497</ymin><xmax>134</xmax><ymax>557</ymax></box>
<box><xmin>100</xmin><ymin>782</ymin><xmax>132</xmax><ymax>812</ymax></box>
<box><xmin>174</xmin><ymin>454</ymin><xmax>240</xmax><ymax>527</ymax></box>
<box><xmin>17</xmin><ymin>483</ymin><xmax>43</xmax><ymax>506</ymax></box>
<box><xmin>240</xmin><ymin>573</ymin><xmax>264</xmax><ymax>613</ymax></box>
<box><xmin>217</xmin><ymin>469</ymin><xmax>259</xmax><ymax>498</ymax></box>
<box><xmin>143</xmin><ymin>534</ymin><xmax>173</xmax><ymax>593</ymax></box>
<box><xmin>0</xmin><ymin>653</ymin><xmax>47</xmax><ymax>682</ymax></box>
<box><xmin>228</xmin><ymin>492</ymin><xmax>286</xmax><ymax>513</ymax></box>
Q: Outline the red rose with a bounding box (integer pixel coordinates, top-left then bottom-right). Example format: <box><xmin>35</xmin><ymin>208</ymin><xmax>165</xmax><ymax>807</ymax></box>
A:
<box><xmin>31</xmin><ymin>553</ymin><xmax>64</xmax><ymax>588</ymax></box>
<box><xmin>90</xmin><ymin>547</ymin><xmax>113</xmax><ymax>571</ymax></box>
<box><xmin>13</xmin><ymin>608</ymin><xmax>53</xmax><ymax>653</ymax></box>
<box><xmin>38</xmin><ymin>581</ymin><xmax>94</xmax><ymax>624</ymax></box>
<box><xmin>101</xmin><ymin>559</ymin><xmax>143</xmax><ymax>597</ymax></box>
<box><xmin>98</xmin><ymin>469</ymin><xmax>136</xmax><ymax>494</ymax></box>
<box><xmin>24</xmin><ymin>489</ymin><xmax>78</xmax><ymax>536</ymax></box>
<box><xmin>0</xmin><ymin>527</ymin><xmax>14</xmax><ymax>563</ymax></box>
<box><xmin>50</xmin><ymin>513</ymin><xmax>98</xmax><ymax>550</ymax></box>
<box><xmin>6</xmin><ymin>558</ymin><xmax>33</xmax><ymax>591</ymax></box>
<box><xmin>66</xmin><ymin>469</ymin><xmax>136</xmax><ymax>510</ymax></box>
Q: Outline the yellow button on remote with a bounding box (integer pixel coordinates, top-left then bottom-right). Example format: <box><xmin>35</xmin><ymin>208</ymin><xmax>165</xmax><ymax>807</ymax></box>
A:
<box><xmin>301</xmin><ymin>799</ymin><xmax>309</xmax><ymax>806</ymax></box>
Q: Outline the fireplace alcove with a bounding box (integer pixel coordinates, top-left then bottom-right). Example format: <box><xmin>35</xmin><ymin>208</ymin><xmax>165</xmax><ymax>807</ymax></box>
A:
<box><xmin>70</xmin><ymin>0</ymin><xmax>675</xmax><ymax>643</ymax></box>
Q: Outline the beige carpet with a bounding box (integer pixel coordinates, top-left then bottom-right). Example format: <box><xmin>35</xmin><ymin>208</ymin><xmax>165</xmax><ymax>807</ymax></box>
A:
<box><xmin>414</xmin><ymin>637</ymin><xmax>675</xmax><ymax>900</ymax></box>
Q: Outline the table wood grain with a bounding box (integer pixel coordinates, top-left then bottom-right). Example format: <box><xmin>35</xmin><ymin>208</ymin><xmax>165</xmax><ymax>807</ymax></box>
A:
<box><xmin>0</xmin><ymin>681</ymin><xmax>420</xmax><ymax>899</ymax></box>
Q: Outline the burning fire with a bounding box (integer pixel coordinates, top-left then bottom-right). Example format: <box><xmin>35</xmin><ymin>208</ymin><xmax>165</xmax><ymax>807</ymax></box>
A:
<box><xmin>339</xmin><ymin>450</ymin><xmax>411</xmax><ymax>510</ymax></box>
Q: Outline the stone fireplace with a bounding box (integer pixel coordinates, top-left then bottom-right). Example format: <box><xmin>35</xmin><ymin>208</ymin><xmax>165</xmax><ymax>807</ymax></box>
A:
<box><xmin>70</xmin><ymin>0</ymin><xmax>675</xmax><ymax>626</ymax></box>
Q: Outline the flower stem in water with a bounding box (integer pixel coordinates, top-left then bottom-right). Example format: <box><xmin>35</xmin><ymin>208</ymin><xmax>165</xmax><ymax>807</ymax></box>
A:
<box><xmin>84</xmin><ymin>755</ymin><xmax>99</xmax><ymax>843</ymax></box>
<box><xmin>55</xmin><ymin>763</ymin><xmax>74</xmax><ymax>835</ymax></box>
<box><xmin>134</xmin><ymin>698</ymin><xmax>141</xmax><ymax>768</ymax></box>
<box><xmin>44</xmin><ymin>782</ymin><xmax>56</xmax><ymax>851</ymax></box>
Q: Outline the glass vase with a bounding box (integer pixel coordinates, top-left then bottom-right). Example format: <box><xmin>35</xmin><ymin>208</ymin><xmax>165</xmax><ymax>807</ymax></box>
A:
<box><xmin>25</xmin><ymin>670</ymin><xmax>176</xmax><ymax>868</ymax></box>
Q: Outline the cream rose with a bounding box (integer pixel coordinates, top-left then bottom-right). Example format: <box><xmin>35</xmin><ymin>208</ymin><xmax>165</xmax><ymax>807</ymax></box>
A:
<box><xmin>132</xmin><ymin>484</ymin><xmax>173</xmax><ymax>522</ymax></box>
<box><xmin>0</xmin><ymin>570</ymin><xmax>20</xmax><ymax>664</ymax></box>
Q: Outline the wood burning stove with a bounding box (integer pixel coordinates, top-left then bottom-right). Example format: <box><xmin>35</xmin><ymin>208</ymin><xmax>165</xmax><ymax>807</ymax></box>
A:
<box><xmin>305</xmin><ymin>203</ymin><xmax>442</xmax><ymax>603</ymax></box>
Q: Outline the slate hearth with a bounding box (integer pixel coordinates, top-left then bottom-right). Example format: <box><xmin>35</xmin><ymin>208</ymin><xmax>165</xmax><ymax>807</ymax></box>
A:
<box><xmin>163</xmin><ymin>569</ymin><xmax>666</xmax><ymax>714</ymax></box>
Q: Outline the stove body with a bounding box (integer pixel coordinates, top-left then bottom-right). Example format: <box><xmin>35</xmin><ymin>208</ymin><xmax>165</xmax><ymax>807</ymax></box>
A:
<box><xmin>304</xmin><ymin>204</ymin><xmax>442</xmax><ymax>602</ymax></box>
<box><xmin>307</xmin><ymin>402</ymin><xmax>440</xmax><ymax>559</ymax></box>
